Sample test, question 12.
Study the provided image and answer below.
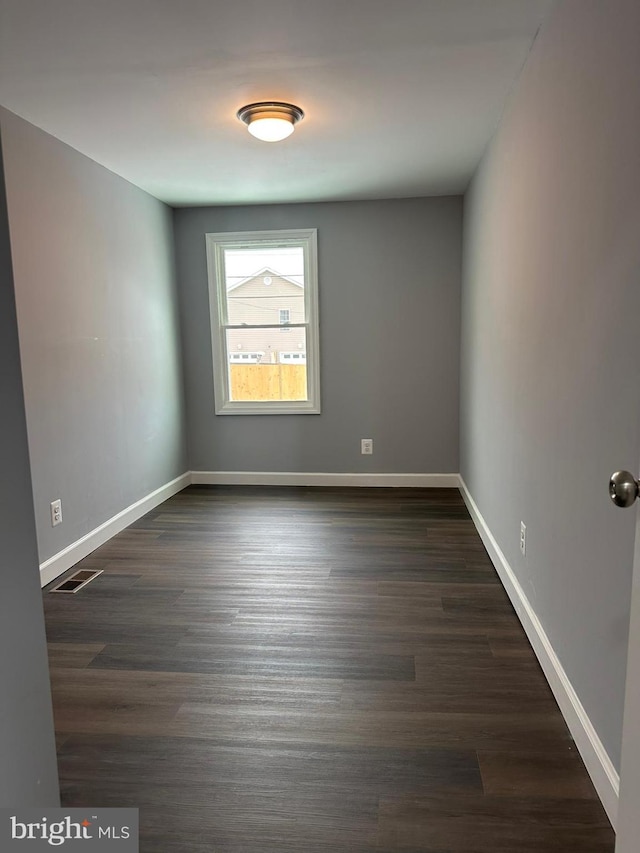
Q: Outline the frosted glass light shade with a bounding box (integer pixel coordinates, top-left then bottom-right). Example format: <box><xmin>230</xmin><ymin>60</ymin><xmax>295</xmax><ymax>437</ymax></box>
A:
<box><xmin>248</xmin><ymin>117</ymin><xmax>295</xmax><ymax>142</ymax></box>
<box><xmin>237</xmin><ymin>102</ymin><xmax>304</xmax><ymax>143</ymax></box>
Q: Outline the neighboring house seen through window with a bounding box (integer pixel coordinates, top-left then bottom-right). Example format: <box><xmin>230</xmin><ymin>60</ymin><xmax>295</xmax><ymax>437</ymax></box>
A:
<box><xmin>206</xmin><ymin>229</ymin><xmax>320</xmax><ymax>414</ymax></box>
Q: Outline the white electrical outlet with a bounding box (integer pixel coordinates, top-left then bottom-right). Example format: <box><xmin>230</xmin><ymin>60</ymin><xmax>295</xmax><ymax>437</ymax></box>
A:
<box><xmin>361</xmin><ymin>438</ymin><xmax>373</xmax><ymax>455</ymax></box>
<box><xmin>51</xmin><ymin>499</ymin><xmax>63</xmax><ymax>527</ymax></box>
<box><xmin>520</xmin><ymin>521</ymin><xmax>526</xmax><ymax>556</ymax></box>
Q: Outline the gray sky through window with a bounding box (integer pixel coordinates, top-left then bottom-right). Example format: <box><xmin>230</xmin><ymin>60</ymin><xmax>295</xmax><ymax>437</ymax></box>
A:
<box><xmin>224</xmin><ymin>247</ymin><xmax>304</xmax><ymax>287</ymax></box>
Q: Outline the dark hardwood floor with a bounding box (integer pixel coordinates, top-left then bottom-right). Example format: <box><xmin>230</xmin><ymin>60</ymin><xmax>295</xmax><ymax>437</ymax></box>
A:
<box><xmin>43</xmin><ymin>486</ymin><xmax>615</xmax><ymax>852</ymax></box>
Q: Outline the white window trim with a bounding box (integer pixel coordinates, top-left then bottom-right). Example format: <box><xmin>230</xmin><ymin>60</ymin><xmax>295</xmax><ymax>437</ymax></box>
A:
<box><xmin>206</xmin><ymin>228</ymin><xmax>321</xmax><ymax>415</ymax></box>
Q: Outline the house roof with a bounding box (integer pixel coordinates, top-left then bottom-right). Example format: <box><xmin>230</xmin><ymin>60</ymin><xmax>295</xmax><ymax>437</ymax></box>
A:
<box><xmin>227</xmin><ymin>267</ymin><xmax>304</xmax><ymax>293</ymax></box>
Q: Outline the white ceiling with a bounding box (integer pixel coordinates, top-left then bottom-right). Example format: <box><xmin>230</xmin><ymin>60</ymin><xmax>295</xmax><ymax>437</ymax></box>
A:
<box><xmin>0</xmin><ymin>0</ymin><xmax>556</xmax><ymax>206</ymax></box>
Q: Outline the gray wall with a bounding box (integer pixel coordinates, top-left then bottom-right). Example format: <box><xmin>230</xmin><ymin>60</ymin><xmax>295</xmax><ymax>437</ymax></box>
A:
<box><xmin>0</xmin><ymin>109</ymin><xmax>188</xmax><ymax>565</ymax></box>
<box><xmin>460</xmin><ymin>0</ymin><xmax>640</xmax><ymax>771</ymax></box>
<box><xmin>174</xmin><ymin>198</ymin><xmax>462</xmax><ymax>473</ymax></box>
<box><xmin>0</xmin><ymin>130</ymin><xmax>59</xmax><ymax>806</ymax></box>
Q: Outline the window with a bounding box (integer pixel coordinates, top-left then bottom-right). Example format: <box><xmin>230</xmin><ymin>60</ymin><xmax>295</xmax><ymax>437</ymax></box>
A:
<box><xmin>279</xmin><ymin>308</ymin><xmax>291</xmax><ymax>330</ymax></box>
<box><xmin>206</xmin><ymin>229</ymin><xmax>320</xmax><ymax>414</ymax></box>
<box><xmin>279</xmin><ymin>351</ymin><xmax>307</xmax><ymax>364</ymax></box>
<box><xmin>228</xmin><ymin>352</ymin><xmax>264</xmax><ymax>363</ymax></box>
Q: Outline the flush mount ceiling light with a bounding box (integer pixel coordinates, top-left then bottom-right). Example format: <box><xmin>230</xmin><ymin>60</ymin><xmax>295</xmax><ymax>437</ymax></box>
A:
<box><xmin>237</xmin><ymin>101</ymin><xmax>304</xmax><ymax>142</ymax></box>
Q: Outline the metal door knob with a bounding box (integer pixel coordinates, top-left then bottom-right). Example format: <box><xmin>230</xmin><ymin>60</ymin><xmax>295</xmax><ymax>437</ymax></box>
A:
<box><xmin>609</xmin><ymin>470</ymin><xmax>640</xmax><ymax>508</ymax></box>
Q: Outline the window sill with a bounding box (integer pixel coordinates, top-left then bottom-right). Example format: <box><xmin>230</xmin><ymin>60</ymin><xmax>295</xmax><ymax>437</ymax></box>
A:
<box><xmin>215</xmin><ymin>401</ymin><xmax>321</xmax><ymax>416</ymax></box>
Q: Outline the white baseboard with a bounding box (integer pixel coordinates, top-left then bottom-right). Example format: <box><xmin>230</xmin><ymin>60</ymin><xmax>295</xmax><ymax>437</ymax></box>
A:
<box><xmin>190</xmin><ymin>471</ymin><xmax>459</xmax><ymax>488</ymax></box>
<box><xmin>458</xmin><ymin>476</ymin><xmax>619</xmax><ymax>827</ymax></box>
<box><xmin>39</xmin><ymin>472</ymin><xmax>191</xmax><ymax>588</ymax></box>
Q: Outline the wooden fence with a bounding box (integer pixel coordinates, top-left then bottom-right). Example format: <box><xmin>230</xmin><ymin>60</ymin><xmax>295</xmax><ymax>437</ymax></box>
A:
<box><xmin>229</xmin><ymin>364</ymin><xmax>307</xmax><ymax>401</ymax></box>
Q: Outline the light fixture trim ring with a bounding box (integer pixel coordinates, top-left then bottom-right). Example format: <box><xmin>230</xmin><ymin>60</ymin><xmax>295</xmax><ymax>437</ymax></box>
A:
<box><xmin>237</xmin><ymin>101</ymin><xmax>305</xmax><ymax>127</ymax></box>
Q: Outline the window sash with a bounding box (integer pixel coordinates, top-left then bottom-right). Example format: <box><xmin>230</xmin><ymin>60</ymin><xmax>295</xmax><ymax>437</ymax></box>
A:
<box><xmin>218</xmin><ymin>243</ymin><xmax>308</xmax><ymax>328</ymax></box>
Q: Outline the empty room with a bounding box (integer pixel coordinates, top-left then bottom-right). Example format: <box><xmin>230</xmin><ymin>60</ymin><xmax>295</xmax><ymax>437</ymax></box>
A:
<box><xmin>1</xmin><ymin>1</ymin><xmax>639</xmax><ymax>851</ymax></box>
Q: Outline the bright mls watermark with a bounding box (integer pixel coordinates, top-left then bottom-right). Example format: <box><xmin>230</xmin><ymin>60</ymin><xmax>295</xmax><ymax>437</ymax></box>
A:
<box><xmin>1</xmin><ymin>809</ymin><xmax>138</xmax><ymax>850</ymax></box>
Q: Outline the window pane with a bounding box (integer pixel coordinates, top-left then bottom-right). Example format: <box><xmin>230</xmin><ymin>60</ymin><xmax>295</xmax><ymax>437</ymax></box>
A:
<box><xmin>226</xmin><ymin>327</ymin><xmax>307</xmax><ymax>402</ymax></box>
<box><xmin>223</xmin><ymin>246</ymin><xmax>306</xmax><ymax>326</ymax></box>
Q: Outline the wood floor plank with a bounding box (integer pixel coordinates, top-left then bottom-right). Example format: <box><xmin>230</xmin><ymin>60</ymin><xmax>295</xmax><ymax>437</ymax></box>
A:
<box><xmin>89</xmin><ymin>643</ymin><xmax>417</xmax><ymax>680</ymax></box>
<box><xmin>377</xmin><ymin>792</ymin><xmax>613</xmax><ymax>851</ymax></box>
<box><xmin>477</xmin><ymin>749</ymin><xmax>600</xmax><ymax>800</ymax></box>
<box><xmin>47</xmin><ymin>642</ymin><xmax>105</xmax><ymax>669</ymax></box>
<box><xmin>43</xmin><ymin>485</ymin><xmax>614</xmax><ymax>852</ymax></box>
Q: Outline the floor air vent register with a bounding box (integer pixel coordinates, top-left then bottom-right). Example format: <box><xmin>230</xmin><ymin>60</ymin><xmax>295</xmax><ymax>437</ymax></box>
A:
<box><xmin>50</xmin><ymin>568</ymin><xmax>103</xmax><ymax>593</ymax></box>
